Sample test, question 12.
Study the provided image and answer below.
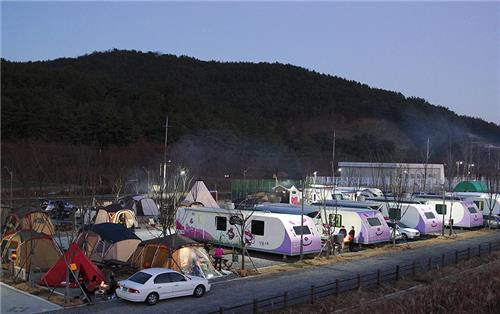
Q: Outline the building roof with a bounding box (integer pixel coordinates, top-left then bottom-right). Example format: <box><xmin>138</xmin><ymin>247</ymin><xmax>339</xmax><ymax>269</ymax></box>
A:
<box><xmin>338</xmin><ymin>162</ymin><xmax>444</xmax><ymax>169</ymax></box>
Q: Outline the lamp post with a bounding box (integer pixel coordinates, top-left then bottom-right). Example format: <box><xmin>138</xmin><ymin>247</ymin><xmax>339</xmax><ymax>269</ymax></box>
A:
<box><xmin>455</xmin><ymin>161</ymin><xmax>463</xmax><ymax>181</ymax></box>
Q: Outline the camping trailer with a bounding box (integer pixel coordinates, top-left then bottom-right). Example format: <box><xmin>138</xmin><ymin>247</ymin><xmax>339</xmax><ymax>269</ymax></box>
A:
<box><xmin>129</xmin><ymin>234</ymin><xmax>222</xmax><ymax>279</ymax></box>
<box><xmin>255</xmin><ymin>203</ymin><xmax>391</xmax><ymax>245</ymax></box>
<box><xmin>414</xmin><ymin>196</ymin><xmax>483</xmax><ymax>228</ymax></box>
<box><xmin>176</xmin><ymin>206</ymin><xmax>321</xmax><ymax>256</ymax></box>
<box><xmin>367</xmin><ymin>198</ymin><xmax>443</xmax><ymax>234</ymax></box>
<box><xmin>454</xmin><ymin>192</ymin><xmax>500</xmax><ymax>216</ymax></box>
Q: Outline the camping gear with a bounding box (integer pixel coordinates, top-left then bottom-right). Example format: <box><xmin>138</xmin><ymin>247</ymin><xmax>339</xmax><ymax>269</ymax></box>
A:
<box><xmin>2</xmin><ymin>208</ymin><xmax>55</xmax><ymax>236</ymax></box>
<box><xmin>76</xmin><ymin>223</ymin><xmax>141</xmax><ymax>265</ymax></box>
<box><xmin>40</xmin><ymin>242</ymin><xmax>106</xmax><ymax>290</ymax></box>
<box><xmin>129</xmin><ymin>234</ymin><xmax>222</xmax><ymax>279</ymax></box>
<box><xmin>94</xmin><ymin>205</ymin><xmax>137</xmax><ymax>229</ymax></box>
<box><xmin>453</xmin><ymin>181</ymin><xmax>488</xmax><ymax>193</ymax></box>
<box><xmin>1</xmin><ymin>230</ymin><xmax>60</xmax><ymax>279</ymax></box>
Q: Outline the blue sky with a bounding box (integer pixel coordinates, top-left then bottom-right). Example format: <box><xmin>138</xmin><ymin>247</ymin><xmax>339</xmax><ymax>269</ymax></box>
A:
<box><xmin>2</xmin><ymin>1</ymin><xmax>499</xmax><ymax>124</ymax></box>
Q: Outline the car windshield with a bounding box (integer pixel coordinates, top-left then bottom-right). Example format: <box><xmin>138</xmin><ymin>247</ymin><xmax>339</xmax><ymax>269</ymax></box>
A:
<box><xmin>128</xmin><ymin>272</ymin><xmax>152</xmax><ymax>284</ymax></box>
<box><xmin>397</xmin><ymin>222</ymin><xmax>409</xmax><ymax>228</ymax></box>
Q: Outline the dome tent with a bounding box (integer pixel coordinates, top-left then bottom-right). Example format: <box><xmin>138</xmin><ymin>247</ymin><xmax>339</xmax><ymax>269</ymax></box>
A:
<box><xmin>1</xmin><ymin>230</ymin><xmax>60</xmax><ymax>279</ymax></box>
<box><xmin>76</xmin><ymin>223</ymin><xmax>141</xmax><ymax>265</ymax></box>
<box><xmin>94</xmin><ymin>204</ymin><xmax>137</xmax><ymax>229</ymax></box>
<box><xmin>2</xmin><ymin>208</ymin><xmax>55</xmax><ymax>237</ymax></box>
<box><xmin>129</xmin><ymin>234</ymin><xmax>222</xmax><ymax>279</ymax></box>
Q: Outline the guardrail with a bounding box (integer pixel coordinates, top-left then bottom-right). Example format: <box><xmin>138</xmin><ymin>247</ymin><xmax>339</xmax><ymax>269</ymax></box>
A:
<box><xmin>208</xmin><ymin>240</ymin><xmax>500</xmax><ymax>314</ymax></box>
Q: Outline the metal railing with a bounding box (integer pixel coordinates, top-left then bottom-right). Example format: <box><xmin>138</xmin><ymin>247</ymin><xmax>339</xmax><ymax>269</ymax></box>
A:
<box><xmin>207</xmin><ymin>240</ymin><xmax>500</xmax><ymax>314</ymax></box>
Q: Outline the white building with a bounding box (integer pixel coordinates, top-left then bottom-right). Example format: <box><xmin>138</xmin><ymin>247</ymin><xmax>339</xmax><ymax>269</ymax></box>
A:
<box><xmin>338</xmin><ymin>162</ymin><xmax>445</xmax><ymax>190</ymax></box>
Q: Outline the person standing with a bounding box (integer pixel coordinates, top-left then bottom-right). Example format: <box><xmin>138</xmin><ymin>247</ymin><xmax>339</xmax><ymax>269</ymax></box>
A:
<box><xmin>348</xmin><ymin>226</ymin><xmax>356</xmax><ymax>252</ymax></box>
<box><xmin>214</xmin><ymin>246</ymin><xmax>224</xmax><ymax>271</ymax></box>
<box><xmin>339</xmin><ymin>225</ymin><xmax>347</xmax><ymax>253</ymax></box>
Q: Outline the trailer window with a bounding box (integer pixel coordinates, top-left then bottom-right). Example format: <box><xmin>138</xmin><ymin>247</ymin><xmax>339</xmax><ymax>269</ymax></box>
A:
<box><xmin>473</xmin><ymin>201</ymin><xmax>484</xmax><ymax>211</ymax></box>
<box><xmin>424</xmin><ymin>212</ymin><xmax>435</xmax><ymax>219</ymax></box>
<box><xmin>251</xmin><ymin>220</ymin><xmax>265</xmax><ymax>236</ymax></box>
<box><xmin>435</xmin><ymin>204</ymin><xmax>447</xmax><ymax>215</ymax></box>
<box><xmin>328</xmin><ymin>214</ymin><xmax>342</xmax><ymax>227</ymax></box>
<box><xmin>215</xmin><ymin>216</ymin><xmax>227</xmax><ymax>231</ymax></box>
<box><xmin>293</xmin><ymin>226</ymin><xmax>311</xmax><ymax>235</ymax></box>
<box><xmin>366</xmin><ymin>217</ymin><xmax>381</xmax><ymax>226</ymax></box>
<box><xmin>467</xmin><ymin>207</ymin><xmax>478</xmax><ymax>214</ymax></box>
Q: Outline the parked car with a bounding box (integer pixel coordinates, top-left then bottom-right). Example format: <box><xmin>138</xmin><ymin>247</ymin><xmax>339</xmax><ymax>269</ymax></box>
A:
<box><xmin>116</xmin><ymin>268</ymin><xmax>210</xmax><ymax>305</ymax></box>
<box><xmin>386</xmin><ymin>221</ymin><xmax>420</xmax><ymax>240</ymax></box>
<box><xmin>483</xmin><ymin>215</ymin><xmax>500</xmax><ymax>229</ymax></box>
<box><xmin>41</xmin><ymin>200</ymin><xmax>77</xmax><ymax>218</ymax></box>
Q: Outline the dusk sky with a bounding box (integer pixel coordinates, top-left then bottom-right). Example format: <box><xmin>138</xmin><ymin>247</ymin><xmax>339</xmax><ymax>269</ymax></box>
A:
<box><xmin>2</xmin><ymin>1</ymin><xmax>499</xmax><ymax>124</ymax></box>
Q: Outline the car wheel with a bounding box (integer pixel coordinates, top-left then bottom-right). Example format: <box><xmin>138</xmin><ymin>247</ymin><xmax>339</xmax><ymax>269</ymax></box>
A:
<box><xmin>193</xmin><ymin>285</ymin><xmax>205</xmax><ymax>298</ymax></box>
<box><xmin>401</xmin><ymin>233</ymin><xmax>408</xmax><ymax>240</ymax></box>
<box><xmin>145</xmin><ymin>292</ymin><xmax>159</xmax><ymax>305</ymax></box>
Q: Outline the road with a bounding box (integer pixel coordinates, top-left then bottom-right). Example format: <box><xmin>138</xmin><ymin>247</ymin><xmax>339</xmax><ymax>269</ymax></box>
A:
<box><xmin>1</xmin><ymin>282</ymin><xmax>62</xmax><ymax>314</ymax></box>
<box><xmin>49</xmin><ymin>231</ymin><xmax>500</xmax><ymax>314</ymax></box>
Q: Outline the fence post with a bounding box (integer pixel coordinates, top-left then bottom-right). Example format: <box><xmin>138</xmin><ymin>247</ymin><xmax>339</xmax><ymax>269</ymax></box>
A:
<box><xmin>478</xmin><ymin>244</ymin><xmax>481</xmax><ymax>257</ymax></box>
<box><xmin>441</xmin><ymin>253</ymin><xmax>445</xmax><ymax>267</ymax></box>
<box><xmin>357</xmin><ymin>273</ymin><xmax>361</xmax><ymax>289</ymax></box>
<box><xmin>377</xmin><ymin>269</ymin><xmax>381</xmax><ymax>285</ymax></box>
<box><xmin>310</xmin><ymin>285</ymin><xmax>315</xmax><ymax>304</ymax></box>
<box><xmin>455</xmin><ymin>250</ymin><xmax>459</xmax><ymax>264</ymax></box>
<box><xmin>335</xmin><ymin>279</ymin><xmax>339</xmax><ymax>296</ymax></box>
<box><xmin>428</xmin><ymin>257</ymin><xmax>432</xmax><ymax>271</ymax></box>
<box><xmin>396</xmin><ymin>265</ymin><xmax>400</xmax><ymax>281</ymax></box>
<box><xmin>412</xmin><ymin>261</ymin><xmax>416</xmax><ymax>277</ymax></box>
<box><xmin>283</xmin><ymin>291</ymin><xmax>288</xmax><ymax>307</ymax></box>
<box><xmin>219</xmin><ymin>307</ymin><xmax>224</xmax><ymax>314</ymax></box>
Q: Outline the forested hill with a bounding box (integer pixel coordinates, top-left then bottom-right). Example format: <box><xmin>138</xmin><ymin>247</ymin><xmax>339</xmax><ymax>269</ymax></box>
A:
<box><xmin>2</xmin><ymin>49</ymin><xmax>499</xmax><ymax>166</ymax></box>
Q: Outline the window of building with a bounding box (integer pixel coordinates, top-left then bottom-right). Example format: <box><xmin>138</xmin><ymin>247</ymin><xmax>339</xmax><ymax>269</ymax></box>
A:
<box><xmin>251</xmin><ymin>220</ymin><xmax>265</xmax><ymax>236</ymax></box>
<box><xmin>215</xmin><ymin>216</ymin><xmax>227</xmax><ymax>231</ymax></box>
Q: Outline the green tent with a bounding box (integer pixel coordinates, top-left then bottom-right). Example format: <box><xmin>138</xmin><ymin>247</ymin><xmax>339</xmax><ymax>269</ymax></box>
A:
<box><xmin>453</xmin><ymin>180</ymin><xmax>488</xmax><ymax>193</ymax></box>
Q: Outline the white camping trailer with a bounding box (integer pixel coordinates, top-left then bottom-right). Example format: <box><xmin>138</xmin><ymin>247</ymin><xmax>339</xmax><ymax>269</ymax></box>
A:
<box><xmin>414</xmin><ymin>196</ymin><xmax>483</xmax><ymax>228</ymax></box>
<box><xmin>255</xmin><ymin>203</ymin><xmax>391</xmax><ymax>245</ymax></box>
<box><xmin>367</xmin><ymin>198</ymin><xmax>443</xmax><ymax>234</ymax></box>
<box><xmin>454</xmin><ymin>192</ymin><xmax>500</xmax><ymax>216</ymax></box>
<box><xmin>176</xmin><ymin>206</ymin><xmax>321</xmax><ymax>256</ymax></box>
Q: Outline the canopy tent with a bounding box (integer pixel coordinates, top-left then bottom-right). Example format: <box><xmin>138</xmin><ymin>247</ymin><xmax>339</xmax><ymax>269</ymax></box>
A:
<box><xmin>118</xmin><ymin>195</ymin><xmax>159</xmax><ymax>216</ymax></box>
<box><xmin>1</xmin><ymin>230</ymin><xmax>60</xmax><ymax>277</ymax></box>
<box><xmin>40</xmin><ymin>242</ymin><xmax>106</xmax><ymax>289</ymax></box>
<box><xmin>453</xmin><ymin>181</ymin><xmax>488</xmax><ymax>193</ymax></box>
<box><xmin>184</xmin><ymin>180</ymin><xmax>220</xmax><ymax>208</ymax></box>
<box><xmin>76</xmin><ymin>223</ymin><xmax>141</xmax><ymax>265</ymax></box>
<box><xmin>94</xmin><ymin>206</ymin><xmax>137</xmax><ymax>229</ymax></box>
<box><xmin>129</xmin><ymin>234</ymin><xmax>222</xmax><ymax>279</ymax></box>
<box><xmin>2</xmin><ymin>208</ymin><xmax>55</xmax><ymax>237</ymax></box>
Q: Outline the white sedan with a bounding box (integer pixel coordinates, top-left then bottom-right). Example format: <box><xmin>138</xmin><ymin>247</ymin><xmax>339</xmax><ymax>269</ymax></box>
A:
<box><xmin>116</xmin><ymin>268</ymin><xmax>211</xmax><ymax>305</ymax></box>
<box><xmin>387</xmin><ymin>221</ymin><xmax>420</xmax><ymax>240</ymax></box>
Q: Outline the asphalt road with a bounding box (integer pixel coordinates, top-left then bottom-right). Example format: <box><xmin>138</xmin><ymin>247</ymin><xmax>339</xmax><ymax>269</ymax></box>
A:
<box><xmin>1</xmin><ymin>282</ymin><xmax>62</xmax><ymax>314</ymax></box>
<box><xmin>48</xmin><ymin>231</ymin><xmax>500</xmax><ymax>314</ymax></box>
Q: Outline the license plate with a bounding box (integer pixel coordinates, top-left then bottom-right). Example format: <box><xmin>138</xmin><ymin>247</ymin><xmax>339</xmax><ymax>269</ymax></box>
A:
<box><xmin>122</xmin><ymin>287</ymin><xmax>127</xmax><ymax>292</ymax></box>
